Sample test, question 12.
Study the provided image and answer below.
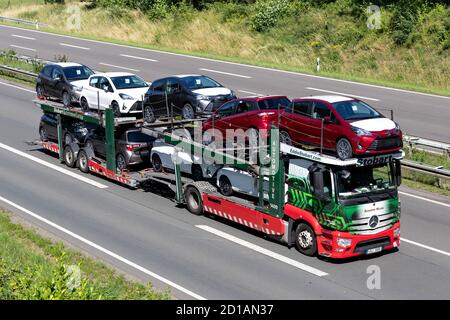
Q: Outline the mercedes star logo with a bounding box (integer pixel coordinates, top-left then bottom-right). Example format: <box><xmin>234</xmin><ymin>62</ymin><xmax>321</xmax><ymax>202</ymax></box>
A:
<box><xmin>369</xmin><ymin>215</ymin><xmax>379</xmax><ymax>229</ymax></box>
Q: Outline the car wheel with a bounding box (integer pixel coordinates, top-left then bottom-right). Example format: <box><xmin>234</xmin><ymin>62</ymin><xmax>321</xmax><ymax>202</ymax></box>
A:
<box><xmin>280</xmin><ymin>130</ymin><xmax>292</xmax><ymax>145</ymax></box>
<box><xmin>36</xmin><ymin>85</ymin><xmax>45</xmax><ymax>99</ymax></box>
<box><xmin>191</xmin><ymin>164</ymin><xmax>203</xmax><ymax>181</ymax></box>
<box><xmin>143</xmin><ymin>105</ymin><xmax>156</xmax><ymax>123</ymax></box>
<box><xmin>77</xmin><ymin>149</ymin><xmax>90</xmax><ymax>173</ymax></box>
<box><xmin>184</xmin><ymin>186</ymin><xmax>203</xmax><ymax>216</ymax></box>
<box><xmin>336</xmin><ymin>138</ymin><xmax>353</xmax><ymax>160</ymax></box>
<box><xmin>182</xmin><ymin>103</ymin><xmax>195</xmax><ymax>120</ymax></box>
<box><xmin>62</xmin><ymin>91</ymin><xmax>71</xmax><ymax>108</ymax></box>
<box><xmin>64</xmin><ymin>133</ymin><xmax>73</xmax><ymax>146</ymax></box>
<box><xmin>80</xmin><ymin>97</ymin><xmax>89</xmax><ymax>112</ymax></box>
<box><xmin>152</xmin><ymin>154</ymin><xmax>162</xmax><ymax>172</ymax></box>
<box><xmin>116</xmin><ymin>153</ymin><xmax>127</xmax><ymax>173</ymax></box>
<box><xmin>295</xmin><ymin>222</ymin><xmax>317</xmax><ymax>256</ymax></box>
<box><xmin>219</xmin><ymin>175</ymin><xmax>233</xmax><ymax>197</ymax></box>
<box><xmin>39</xmin><ymin>126</ymin><xmax>48</xmax><ymax>141</ymax></box>
<box><xmin>111</xmin><ymin>101</ymin><xmax>121</xmax><ymax>117</ymax></box>
<box><xmin>63</xmin><ymin>145</ymin><xmax>76</xmax><ymax>168</ymax></box>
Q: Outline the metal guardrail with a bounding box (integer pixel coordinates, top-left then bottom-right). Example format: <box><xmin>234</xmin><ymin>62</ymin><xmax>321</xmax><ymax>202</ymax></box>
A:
<box><xmin>0</xmin><ymin>64</ymin><xmax>37</xmax><ymax>78</ymax></box>
<box><xmin>404</xmin><ymin>135</ymin><xmax>450</xmax><ymax>156</ymax></box>
<box><xmin>0</xmin><ymin>16</ymin><xmax>48</xmax><ymax>28</ymax></box>
<box><xmin>401</xmin><ymin>159</ymin><xmax>450</xmax><ymax>179</ymax></box>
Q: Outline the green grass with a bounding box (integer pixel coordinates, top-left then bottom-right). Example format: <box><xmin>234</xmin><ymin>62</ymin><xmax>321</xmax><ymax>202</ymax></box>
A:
<box><xmin>0</xmin><ymin>209</ymin><xmax>170</xmax><ymax>299</ymax></box>
<box><xmin>404</xmin><ymin>147</ymin><xmax>450</xmax><ymax>170</ymax></box>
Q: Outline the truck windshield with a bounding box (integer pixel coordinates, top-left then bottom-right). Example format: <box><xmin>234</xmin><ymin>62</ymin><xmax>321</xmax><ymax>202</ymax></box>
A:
<box><xmin>336</xmin><ymin>163</ymin><xmax>396</xmax><ymax>199</ymax></box>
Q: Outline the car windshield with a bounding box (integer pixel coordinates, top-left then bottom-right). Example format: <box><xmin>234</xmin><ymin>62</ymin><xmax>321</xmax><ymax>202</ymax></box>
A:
<box><xmin>258</xmin><ymin>97</ymin><xmax>291</xmax><ymax>110</ymax></box>
<box><xmin>331</xmin><ymin>100</ymin><xmax>381</xmax><ymax>120</ymax></box>
<box><xmin>111</xmin><ymin>75</ymin><xmax>148</xmax><ymax>90</ymax></box>
<box><xmin>336</xmin><ymin>164</ymin><xmax>396</xmax><ymax>199</ymax></box>
<box><xmin>63</xmin><ymin>66</ymin><xmax>94</xmax><ymax>81</ymax></box>
<box><xmin>180</xmin><ymin>76</ymin><xmax>222</xmax><ymax>89</ymax></box>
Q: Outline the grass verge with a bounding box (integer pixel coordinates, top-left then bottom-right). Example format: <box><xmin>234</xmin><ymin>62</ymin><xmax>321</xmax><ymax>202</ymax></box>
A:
<box><xmin>0</xmin><ymin>209</ymin><xmax>170</xmax><ymax>299</ymax></box>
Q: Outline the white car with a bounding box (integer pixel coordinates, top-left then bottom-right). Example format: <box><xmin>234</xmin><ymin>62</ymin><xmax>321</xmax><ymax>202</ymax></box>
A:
<box><xmin>79</xmin><ymin>72</ymin><xmax>149</xmax><ymax>116</ymax></box>
<box><xmin>150</xmin><ymin>140</ymin><xmax>221</xmax><ymax>181</ymax></box>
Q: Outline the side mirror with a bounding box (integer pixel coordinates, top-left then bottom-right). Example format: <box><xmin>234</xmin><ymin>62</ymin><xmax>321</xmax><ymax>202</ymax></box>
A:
<box><xmin>395</xmin><ymin>159</ymin><xmax>402</xmax><ymax>186</ymax></box>
<box><xmin>309</xmin><ymin>166</ymin><xmax>331</xmax><ymax>203</ymax></box>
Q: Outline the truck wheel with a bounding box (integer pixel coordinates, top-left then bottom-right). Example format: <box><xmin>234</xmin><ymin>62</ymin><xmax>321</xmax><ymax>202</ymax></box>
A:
<box><xmin>152</xmin><ymin>154</ymin><xmax>162</xmax><ymax>172</ymax></box>
<box><xmin>295</xmin><ymin>222</ymin><xmax>317</xmax><ymax>256</ymax></box>
<box><xmin>77</xmin><ymin>149</ymin><xmax>90</xmax><ymax>173</ymax></box>
<box><xmin>191</xmin><ymin>164</ymin><xmax>203</xmax><ymax>181</ymax></box>
<box><xmin>185</xmin><ymin>186</ymin><xmax>203</xmax><ymax>215</ymax></box>
<box><xmin>219</xmin><ymin>176</ymin><xmax>233</xmax><ymax>197</ymax></box>
<box><xmin>63</xmin><ymin>145</ymin><xmax>76</xmax><ymax>168</ymax></box>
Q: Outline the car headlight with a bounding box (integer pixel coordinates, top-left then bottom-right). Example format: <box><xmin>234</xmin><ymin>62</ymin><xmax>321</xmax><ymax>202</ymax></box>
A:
<box><xmin>351</xmin><ymin>126</ymin><xmax>373</xmax><ymax>136</ymax></box>
<box><xmin>72</xmin><ymin>85</ymin><xmax>83</xmax><ymax>92</ymax></box>
<box><xmin>119</xmin><ymin>93</ymin><xmax>134</xmax><ymax>100</ymax></box>
<box><xmin>196</xmin><ymin>95</ymin><xmax>210</xmax><ymax>101</ymax></box>
<box><xmin>230</xmin><ymin>90</ymin><xmax>236</xmax><ymax>99</ymax></box>
<box><xmin>336</xmin><ymin>238</ymin><xmax>352</xmax><ymax>248</ymax></box>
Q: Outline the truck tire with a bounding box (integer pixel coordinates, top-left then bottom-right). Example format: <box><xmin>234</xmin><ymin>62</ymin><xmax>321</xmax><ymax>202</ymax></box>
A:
<box><xmin>295</xmin><ymin>222</ymin><xmax>317</xmax><ymax>256</ymax></box>
<box><xmin>63</xmin><ymin>145</ymin><xmax>76</xmax><ymax>168</ymax></box>
<box><xmin>184</xmin><ymin>186</ymin><xmax>203</xmax><ymax>215</ymax></box>
<box><xmin>77</xmin><ymin>149</ymin><xmax>90</xmax><ymax>173</ymax></box>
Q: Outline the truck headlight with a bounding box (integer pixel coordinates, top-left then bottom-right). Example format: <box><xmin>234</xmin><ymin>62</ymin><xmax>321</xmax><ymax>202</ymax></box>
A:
<box><xmin>337</xmin><ymin>238</ymin><xmax>352</xmax><ymax>248</ymax></box>
<box><xmin>394</xmin><ymin>227</ymin><xmax>400</xmax><ymax>237</ymax></box>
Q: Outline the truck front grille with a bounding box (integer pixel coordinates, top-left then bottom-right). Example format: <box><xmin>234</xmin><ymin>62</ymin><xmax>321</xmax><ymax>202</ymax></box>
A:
<box><xmin>348</xmin><ymin>212</ymin><xmax>397</xmax><ymax>235</ymax></box>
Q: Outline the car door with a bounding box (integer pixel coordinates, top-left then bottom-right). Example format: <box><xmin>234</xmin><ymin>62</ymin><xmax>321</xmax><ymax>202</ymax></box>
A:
<box><xmin>211</xmin><ymin>100</ymin><xmax>238</xmax><ymax>141</ymax></box>
<box><xmin>226</xmin><ymin>100</ymin><xmax>254</xmax><ymax>141</ymax></box>
<box><xmin>147</xmin><ymin>79</ymin><xmax>167</xmax><ymax>117</ymax></box>
<box><xmin>310</xmin><ymin>101</ymin><xmax>339</xmax><ymax>149</ymax></box>
<box><xmin>40</xmin><ymin>65</ymin><xmax>53</xmax><ymax>95</ymax></box>
<box><xmin>166</xmin><ymin>78</ymin><xmax>183</xmax><ymax>116</ymax></box>
<box><xmin>280</xmin><ymin>101</ymin><xmax>313</xmax><ymax>145</ymax></box>
<box><xmin>49</xmin><ymin>66</ymin><xmax>65</xmax><ymax>98</ymax></box>
<box><xmin>98</xmin><ymin>77</ymin><xmax>115</xmax><ymax>110</ymax></box>
<box><xmin>85</xmin><ymin>76</ymin><xmax>101</xmax><ymax>109</ymax></box>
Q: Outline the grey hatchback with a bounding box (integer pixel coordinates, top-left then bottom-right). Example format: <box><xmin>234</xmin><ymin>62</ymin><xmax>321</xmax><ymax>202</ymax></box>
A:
<box><xmin>84</xmin><ymin>126</ymin><xmax>156</xmax><ymax>171</ymax></box>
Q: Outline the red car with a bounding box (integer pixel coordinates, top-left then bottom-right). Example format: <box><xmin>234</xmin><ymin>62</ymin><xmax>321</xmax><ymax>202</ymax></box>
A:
<box><xmin>279</xmin><ymin>95</ymin><xmax>403</xmax><ymax>159</ymax></box>
<box><xmin>202</xmin><ymin>95</ymin><xmax>291</xmax><ymax>144</ymax></box>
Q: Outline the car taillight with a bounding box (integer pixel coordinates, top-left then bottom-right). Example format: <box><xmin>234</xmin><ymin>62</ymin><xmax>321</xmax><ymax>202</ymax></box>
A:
<box><xmin>126</xmin><ymin>143</ymin><xmax>145</xmax><ymax>151</ymax></box>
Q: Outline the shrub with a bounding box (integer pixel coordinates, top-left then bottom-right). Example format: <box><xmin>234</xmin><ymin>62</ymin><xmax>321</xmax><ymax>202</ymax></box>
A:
<box><xmin>251</xmin><ymin>0</ymin><xmax>289</xmax><ymax>32</ymax></box>
<box><xmin>390</xmin><ymin>3</ymin><xmax>419</xmax><ymax>46</ymax></box>
<box><xmin>147</xmin><ymin>0</ymin><xmax>171</xmax><ymax>20</ymax></box>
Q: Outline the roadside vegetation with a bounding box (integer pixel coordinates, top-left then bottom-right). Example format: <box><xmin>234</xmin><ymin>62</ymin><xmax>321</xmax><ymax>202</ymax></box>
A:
<box><xmin>0</xmin><ymin>209</ymin><xmax>170</xmax><ymax>299</ymax></box>
<box><xmin>0</xmin><ymin>0</ymin><xmax>449</xmax><ymax>96</ymax></box>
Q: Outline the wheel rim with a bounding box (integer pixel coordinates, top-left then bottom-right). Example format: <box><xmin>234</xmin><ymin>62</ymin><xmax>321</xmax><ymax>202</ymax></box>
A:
<box><xmin>112</xmin><ymin>102</ymin><xmax>120</xmax><ymax>117</ymax></box>
<box><xmin>298</xmin><ymin>230</ymin><xmax>313</xmax><ymax>249</ymax></box>
<box><xmin>37</xmin><ymin>85</ymin><xmax>43</xmax><ymax>97</ymax></box>
<box><xmin>40</xmin><ymin>127</ymin><xmax>47</xmax><ymax>140</ymax></box>
<box><xmin>63</xmin><ymin>92</ymin><xmax>70</xmax><ymax>106</ymax></box>
<box><xmin>64</xmin><ymin>134</ymin><xmax>72</xmax><ymax>145</ymax></box>
<box><xmin>337</xmin><ymin>139</ymin><xmax>352</xmax><ymax>159</ymax></box>
<box><xmin>188</xmin><ymin>191</ymin><xmax>200</xmax><ymax>211</ymax></box>
<box><xmin>117</xmin><ymin>155</ymin><xmax>126</xmax><ymax>171</ymax></box>
<box><xmin>152</xmin><ymin>156</ymin><xmax>161</xmax><ymax>171</ymax></box>
<box><xmin>220</xmin><ymin>178</ymin><xmax>231</xmax><ymax>195</ymax></box>
<box><xmin>144</xmin><ymin>106</ymin><xmax>154</xmax><ymax>122</ymax></box>
<box><xmin>81</xmin><ymin>98</ymin><xmax>89</xmax><ymax>111</ymax></box>
<box><xmin>65</xmin><ymin>148</ymin><xmax>73</xmax><ymax>164</ymax></box>
<box><xmin>280</xmin><ymin>131</ymin><xmax>292</xmax><ymax>145</ymax></box>
<box><xmin>182</xmin><ymin>104</ymin><xmax>194</xmax><ymax>119</ymax></box>
<box><xmin>79</xmin><ymin>153</ymin><xmax>87</xmax><ymax>169</ymax></box>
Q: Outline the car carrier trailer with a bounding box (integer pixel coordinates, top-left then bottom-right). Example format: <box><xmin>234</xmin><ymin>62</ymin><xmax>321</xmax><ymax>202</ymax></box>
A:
<box><xmin>31</xmin><ymin>99</ymin><xmax>403</xmax><ymax>259</ymax></box>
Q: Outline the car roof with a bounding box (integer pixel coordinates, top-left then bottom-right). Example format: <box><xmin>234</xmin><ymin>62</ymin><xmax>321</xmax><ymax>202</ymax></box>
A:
<box><xmin>91</xmin><ymin>72</ymin><xmax>136</xmax><ymax>78</ymax></box>
<box><xmin>240</xmin><ymin>95</ymin><xmax>289</xmax><ymax>102</ymax></box>
<box><xmin>47</xmin><ymin>62</ymin><xmax>86</xmax><ymax>68</ymax></box>
<box><xmin>293</xmin><ymin>95</ymin><xmax>355</xmax><ymax>103</ymax></box>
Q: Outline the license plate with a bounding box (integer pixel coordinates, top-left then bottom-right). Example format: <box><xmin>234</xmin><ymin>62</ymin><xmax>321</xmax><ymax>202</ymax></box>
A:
<box><xmin>366</xmin><ymin>247</ymin><xmax>383</xmax><ymax>255</ymax></box>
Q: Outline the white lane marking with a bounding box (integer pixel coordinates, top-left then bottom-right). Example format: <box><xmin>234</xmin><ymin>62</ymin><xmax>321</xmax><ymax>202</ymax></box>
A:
<box><xmin>10</xmin><ymin>44</ymin><xmax>36</xmax><ymax>52</ymax></box>
<box><xmin>1</xmin><ymin>24</ymin><xmax>449</xmax><ymax>100</ymax></box>
<box><xmin>238</xmin><ymin>90</ymin><xmax>264</xmax><ymax>96</ymax></box>
<box><xmin>12</xmin><ymin>34</ymin><xmax>35</xmax><ymax>40</ymax></box>
<box><xmin>305</xmin><ymin>87</ymin><xmax>380</xmax><ymax>101</ymax></box>
<box><xmin>401</xmin><ymin>238</ymin><xmax>450</xmax><ymax>257</ymax></box>
<box><xmin>399</xmin><ymin>191</ymin><xmax>450</xmax><ymax>208</ymax></box>
<box><xmin>60</xmin><ymin>43</ymin><xmax>90</xmax><ymax>50</ymax></box>
<box><xmin>120</xmin><ymin>54</ymin><xmax>158</xmax><ymax>62</ymax></box>
<box><xmin>98</xmin><ymin>62</ymin><xmax>139</xmax><ymax>72</ymax></box>
<box><xmin>0</xmin><ymin>142</ymin><xmax>108</xmax><ymax>189</ymax></box>
<box><xmin>0</xmin><ymin>195</ymin><xmax>205</xmax><ymax>300</ymax></box>
<box><xmin>0</xmin><ymin>81</ymin><xmax>35</xmax><ymax>93</ymax></box>
<box><xmin>200</xmin><ymin>68</ymin><xmax>252</xmax><ymax>79</ymax></box>
<box><xmin>196</xmin><ymin>225</ymin><xmax>328</xmax><ymax>277</ymax></box>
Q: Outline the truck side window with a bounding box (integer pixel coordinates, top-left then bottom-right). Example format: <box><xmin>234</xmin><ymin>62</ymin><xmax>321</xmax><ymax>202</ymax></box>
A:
<box><xmin>322</xmin><ymin>171</ymin><xmax>332</xmax><ymax>197</ymax></box>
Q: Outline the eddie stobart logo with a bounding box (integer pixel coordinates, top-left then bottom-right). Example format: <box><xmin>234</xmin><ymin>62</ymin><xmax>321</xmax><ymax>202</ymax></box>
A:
<box><xmin>357</xmin><ymin>154</ymin><xmax>393</xmax><ymax>167</ymax></box>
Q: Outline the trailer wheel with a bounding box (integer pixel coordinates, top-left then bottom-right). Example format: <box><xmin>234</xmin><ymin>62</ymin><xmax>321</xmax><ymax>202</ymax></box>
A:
<box><xmin>219</xmin><ymin>176</ymin><xmax>233</xmax><ymax>197</ymax></box>
<box><xmin>185</xmin><ymin>186</ymin><xmax>203</xmax><ymax>215</ymax></box>
<box><xmin>63</xmin><ymin>145</ymin><xmax>76</xmax><ymax>168</ymax></box>
<box><xmin>77</xmin><ymin>149</ymin><xmax>90</xmax><ymax>173</ymax></box>
<box><xmin>295</xmin><ymin>222</ymin><xmax>317</xmax><ymax>256</ymax></box>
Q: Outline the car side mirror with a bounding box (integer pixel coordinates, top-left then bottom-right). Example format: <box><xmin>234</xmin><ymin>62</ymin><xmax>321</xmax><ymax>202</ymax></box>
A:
<box><xmin>323</xmin><ymin>116</ymin><xmax>332</xmax><ymax>124</ymax></box>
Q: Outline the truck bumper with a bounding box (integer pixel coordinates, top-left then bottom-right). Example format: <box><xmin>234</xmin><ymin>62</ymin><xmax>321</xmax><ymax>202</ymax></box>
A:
<box><xmin>317</xmin><ymin>222</ymin><xmax>401</xmax><ymax>259</ymax></box>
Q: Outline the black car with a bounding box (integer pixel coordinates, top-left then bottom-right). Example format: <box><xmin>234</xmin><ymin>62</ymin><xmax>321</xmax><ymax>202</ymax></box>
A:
<box><xmin>39</xmin><ymin>112</ymin><xmax>96</xmax><ymax>145</ymax></box>
<box><xmin>36</xmin><ymin>62</ymin><xmax>94</xmax><ymax>107</ymax></box>
<box><xmin>83</xmin><ymin>126</ymin><xmax>156</xmax><ymax>171</ymax></box>
<box><xmin>143</xmin><ymin>75</ymin><xmax>235</xmax><ymax>122</ymax></box>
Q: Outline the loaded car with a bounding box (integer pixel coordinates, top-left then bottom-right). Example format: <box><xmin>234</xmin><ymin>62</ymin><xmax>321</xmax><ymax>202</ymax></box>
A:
<box><xmin>36</xmin><ymin>62</ymin><xmax>94</xmax><ymax>107</ymax></box>
<box><xmin>39</xmin><ymin>112</ymin><xmax>96</xmax><ymax>145</ymax></box>
<box><xmin>79</xmin><ymin>72</ymin><xmax>149</xmax><ymax>117</ymax></box>
<box><xmin>143</xmin><ymin>75</ymin><xmax>236</xmax><ymax>121</ymax></box>
<box><xmin>202</xmin><ymin>95</ymin><xmax>291</xmax><ymax>145</ymax></box>
<box><xmin>150</xmin><ymin>140</ymin><xmax>221</xmax><ymax>181</ymax></box>
<box><xmin>83</xmin><ymin>126</ymin><xmax>156</xmax><ymax>171</ymax></box>
<box><xmin>279</xmin><ymin>95</ymin><xmax>403</xmax><ymax>160</ymax></box>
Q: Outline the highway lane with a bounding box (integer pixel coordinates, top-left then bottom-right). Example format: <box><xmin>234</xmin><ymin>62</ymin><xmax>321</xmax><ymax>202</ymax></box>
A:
<box><xmin>1</xmin><ymin>24</ymin><xmax>450</xmax><ymax>142</ymax></box>
<box><xmin>1</xmin><ymin>81</ymin><xmax>450</xmax><ymax>299</ymax></box>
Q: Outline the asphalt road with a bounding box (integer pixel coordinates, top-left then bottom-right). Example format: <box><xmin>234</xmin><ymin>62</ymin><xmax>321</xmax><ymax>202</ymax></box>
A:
<box><xmin>1</xmin><ymin>81</ymin><xmax>450</xmax><ymax>299</ymax></box>
<box><xmin>1</xmin><ymin>24</ymin><xmax>450</xmax><ymax>142</ymax></box>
